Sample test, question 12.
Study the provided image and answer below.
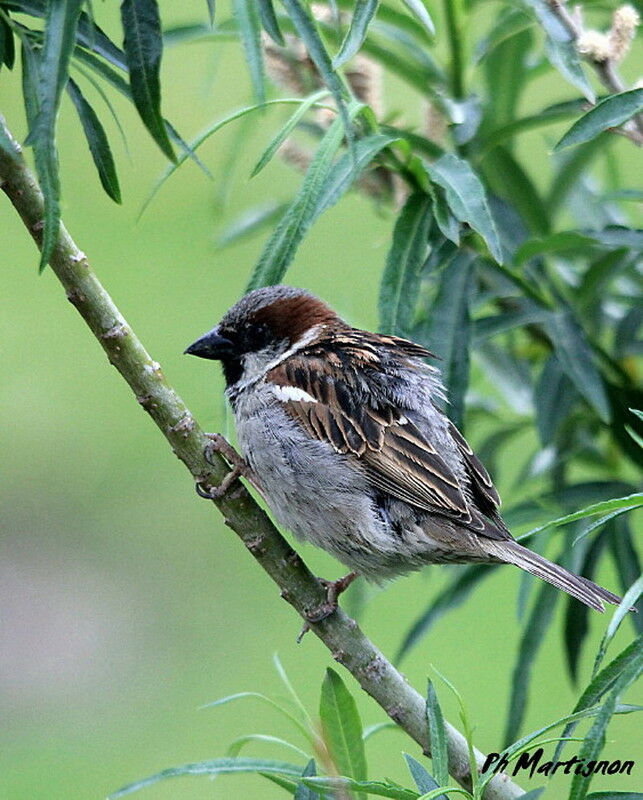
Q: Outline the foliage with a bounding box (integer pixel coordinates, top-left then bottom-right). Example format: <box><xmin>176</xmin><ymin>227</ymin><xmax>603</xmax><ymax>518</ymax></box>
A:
<box><xmin>0</xmin><ymin>0</ymin><xmax>641</xmax><ymax>796</ymax></box>
<box><xmin>111</xmin><ymin>645</ymin><xmax>642</xmax><ymax>799</ymax></box>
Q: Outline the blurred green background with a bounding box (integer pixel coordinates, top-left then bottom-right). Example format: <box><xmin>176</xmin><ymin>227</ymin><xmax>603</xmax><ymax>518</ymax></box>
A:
<box><xmin>1</xmin><ymin>2</ymin><xmax>641</xmax><ymax>798</ymax></box>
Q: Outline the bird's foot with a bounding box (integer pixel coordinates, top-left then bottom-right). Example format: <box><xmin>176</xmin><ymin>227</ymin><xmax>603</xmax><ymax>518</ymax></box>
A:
<box><xmin>298</xmin><ymin>571</ymin><xmax>358</xmax><ymax>642</ymax></box>
<box><xmin>195</xmin><ymin>433</ymin><xmax>257</xmax><ymax>500</ymax></box>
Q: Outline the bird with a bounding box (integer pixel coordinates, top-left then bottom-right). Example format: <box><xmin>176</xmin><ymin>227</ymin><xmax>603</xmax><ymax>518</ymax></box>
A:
<box><xmin>185</xmin><ymin>285</ymin><xmax>623</xmax><ymax>618</ymax></box>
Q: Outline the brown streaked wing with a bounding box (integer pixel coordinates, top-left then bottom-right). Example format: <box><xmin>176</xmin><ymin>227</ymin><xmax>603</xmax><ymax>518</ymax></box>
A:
<box><xmin>447</xmin><ymin>420</ymin><xmax>501</xmax><ymax>509</ymax></box>
<box><xmin>268</xmin><ymin>355</ymin><xmax>476</xmax><ymax>522</ymax></box>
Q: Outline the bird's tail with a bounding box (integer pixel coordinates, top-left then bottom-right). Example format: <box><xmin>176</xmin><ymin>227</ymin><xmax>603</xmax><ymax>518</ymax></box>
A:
<box><xmin>487</xmin><ymin>540</ymin><xmax>623</xmax><ymax>612</ymax></box>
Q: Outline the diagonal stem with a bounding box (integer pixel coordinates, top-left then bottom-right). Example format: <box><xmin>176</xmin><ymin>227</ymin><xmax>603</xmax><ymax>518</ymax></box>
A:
<box><xmin>0</xmin><ymin>114</ymin><xmax>524</xmax><ymax>800</ymax></box>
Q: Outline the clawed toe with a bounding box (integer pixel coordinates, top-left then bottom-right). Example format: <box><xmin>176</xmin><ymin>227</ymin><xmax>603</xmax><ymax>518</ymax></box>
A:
<box><xmin>299</xmin><ymin>571</ymin><xmax>359</xmax><ymax>639</ymax></box>
<box><xmin>196</xmin><ymin>433</ymin><xmax>259</xmax><ymax>500</ymax></box>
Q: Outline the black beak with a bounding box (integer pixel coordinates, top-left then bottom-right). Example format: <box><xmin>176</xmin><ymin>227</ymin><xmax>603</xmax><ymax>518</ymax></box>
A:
<box><xmin>184</xmin><ymin>327</ymin><xmax>234</xmax><ymax>360</ymax></box>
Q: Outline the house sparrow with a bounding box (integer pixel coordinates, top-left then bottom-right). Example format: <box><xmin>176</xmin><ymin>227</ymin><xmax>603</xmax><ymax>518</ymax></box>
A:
<box><xmin>185</xmin><ymin>285</ymin><xmax>622</xmax><ymax>616</ymax></box>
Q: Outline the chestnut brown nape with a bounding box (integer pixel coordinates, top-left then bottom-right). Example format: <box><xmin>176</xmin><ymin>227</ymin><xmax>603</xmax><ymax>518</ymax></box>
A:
<box><xmin>251</xmin><ymin>294</ymin><xmax>344</xmax><ymax>344</ymax></box>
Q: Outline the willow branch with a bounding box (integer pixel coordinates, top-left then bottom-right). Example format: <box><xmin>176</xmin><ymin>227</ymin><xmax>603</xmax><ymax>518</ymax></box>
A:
<box><xmin>0</xmin><ymin>115</ymin><xmax>523</xmax><ymax>800</ymax></box>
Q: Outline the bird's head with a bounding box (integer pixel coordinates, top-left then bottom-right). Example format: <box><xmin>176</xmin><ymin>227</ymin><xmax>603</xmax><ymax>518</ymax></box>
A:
<box><xmin>184</xmin><ymin>285</ymin><xmax>341</xmax><ymax>388</ymax></box>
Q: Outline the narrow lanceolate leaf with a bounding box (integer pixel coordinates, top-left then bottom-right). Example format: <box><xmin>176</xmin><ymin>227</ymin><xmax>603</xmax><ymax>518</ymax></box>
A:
<box><xmin>593</xmin><ymin>575</ymin><xmax>643</xmax><ymax>677</ymax></box>
<box><xmin>311</xmin><ymin>131</ymin><xmax>398</xmax><ymax>216</ymax></box>
<box><xmin>258</xmin><ymin>0</ymin><xmax>285</xmax><ymax>45</ymax></box>
<box><xmin>555</xmin><ymin>89</ymin><xmax>643</xmax><ymax>151</ymax></box>
<box><xmin>524</xmin><ymin>493</ymin><xmax>643</xmax><ymax>539</ymax></box>
<box><xmin>319</xmin><ymin>668</ymin><xmax>367</xmax><ymax>791</ymax></box>
<box><xmin>504</xmin><ymin>579</ymin><xmax>560</xmax><ymax>746</ymax></box>
<box><xmin>401</xmin><ymin>0</ymin><xmax>435</xmax><ymax>36</ymax></box>
<box><xmin>544</xmin><ymin>310</ymin><xmax>611</xmax><ymax>423</ymax></box>
<box><xmin>333</xmin><ymin>0</ymin><xmax>380</xmax><ymax>68</ymax></box>
<box><xmin>379</xmin><ymin>192</ymin><xmax>432</xmax><ymax>336</ymax></box>
<box><xmin>0</xmin><ymin>14</ymin><xmax>15</xmax><ymax>69</ymax></box>
<box><xmin>520</xmin><ymin>0</ymin><xmax>594</xmax><ymax>102</ymax></box>
<box><xmin>424</xmin><ymin>252</ymin><xmax>475</xmax><ymax>429</ymax></box>
<box><xmin>426</xmin><ymin>681</ymin><xmax>449</xmax><ymax>792</ymax></box>
<box><xmin>553</xmin><ymin>636</ymin><xmax>643</xmax><ymax>763</ymax></box>
<box><xmin>120</xmin><ymin>0</ymin><xmax>175</xmax><ymax>161</ymax></box>
<box><xmin>25</xmin><ymin>0</ymin><xmax>83</xmax><ymax>270</ymax></box>
<box><xmin>206</xmin><ymin>0</ymin><xmax>216</xmax><ymax>26</ymax></box>
<box><xmin>247</xmin><ymin>104</ymin><xmax>367</xmax><ymax>290</ymax></box>
<box><xmin>233</xmin><ymin>0</ymin><xmax>265</xmax><ymax>104</ymax></box>
<box><xmin>404</xmin><ymin>754</ymin><xmax>440</xmax><ymax>794</ymax></box>
<box><xmin>568</xmin><ymin>655</ymin><xmax>643</xmax><ymax>800</ymax></box>
<box><xmin>251</xmin><ymin>89</ymin><xmax>330</xmax><ymax>176</ymax></box>
<box><xmin>303</xmin><ymin>777</ymin><xmax>418</xmax><ymax>800</ymax></box>
<box><xmin>294</xmin><ymin>758</ymin><xmax>317</xmax><ymax>800</ymax></box>
<box><xmin>280</xmin><ymin>0</ymin><xmax>351</xmax><ymax>139</ymax></box>
<box><xmin>109</xmin><ymin>758</ymin><xmax>306</xmax><ymax>798</ymax></box>
<box><xmin>427</xmin><ymin>154</ymin><xmax>503</xmax><ymax>263</ymax></box>
<box><xmin>66</xmin><ymin>78</ymin><xmax>121</xmax><ymax>203</ymax></box>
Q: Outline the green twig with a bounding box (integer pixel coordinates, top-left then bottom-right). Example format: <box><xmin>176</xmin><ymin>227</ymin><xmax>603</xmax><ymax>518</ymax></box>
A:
<box><xmin>442</xmin><ymin>0</ymin><xmax>465</xmax><ymax>99</ymax></box>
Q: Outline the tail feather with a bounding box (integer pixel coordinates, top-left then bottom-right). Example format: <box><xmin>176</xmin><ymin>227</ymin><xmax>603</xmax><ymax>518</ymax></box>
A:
<box><xmin>488</xmin><ymin>541</ymin><xmax>622</xmax><ymax>612</ymax></box>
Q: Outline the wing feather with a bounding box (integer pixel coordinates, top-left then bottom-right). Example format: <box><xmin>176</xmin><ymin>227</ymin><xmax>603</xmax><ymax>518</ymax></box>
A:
<box><xmin>266</xmin><ymin>330</ymin><xmax>507</xmax><ymax>538</ymax></box>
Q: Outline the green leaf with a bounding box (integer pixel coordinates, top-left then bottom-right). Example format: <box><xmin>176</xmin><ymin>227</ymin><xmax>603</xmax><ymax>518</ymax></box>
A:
<box><xmin>427</xmin><ymin>154</ymin><xmax>503</xmax><ymax>263</ymax></box>
<box><xmin>206</xmin><ymin>0</ymin><xmax>216</xmax><ymax>25</ymax></box>
<box><xmin>201</xmin><ymin>691</ymin><xmax>314</xmax><ymax>744</ymax></box>
<box><xmin>545</xmin><ymin>310</ymin><xmax>611</xmax><ymax>423</ymax></box>
<box><xmin>482</xmin><ymin>145</ymin><xmax>549</xmax><ymax>236</ymax></box>
<box><xmin>280</xmin><ymin>0</ymin><xmax>351</xmax><ymax>140</ymax></box>
<box><xmin>261</xmin><ymin>771</ymin><xmax>299</xmax><ymax>795</ymax></box>
<box><xmin>553</xmin><ymin>636</ymin><xmax>643</xmax><ymax>763</ymax></box>
<box><xmin>524</xmin><ymin>493</ymin><xmax>643</xmax><ymax>539</ymax></box>
<box><xmin>593</xmin><ymin>575</ymin><xmax>643</xmax><ymax>677</ymax></box>
<box><xmin>110</xmin><ymin>758</ymin><xmax>306</xmax><ymax>797</ymax></box>
<box><xmin>363</xmin><ymin>721</ymin><xmax>400</xmax><ymax>742</ymax></box>
<box><xmin>395</xmin><ymin>565</ymin><xmax>497</xmax><ymax>663</ymax></box>
<box><xmin>333</xmin><ymin>0</ymin><xmax>380</xmax><ymax>68</ymax></box>
<box><xmin>379</xmin><ymin>192</ymin><xmax>432</xmax><ymax>336</ymax></box>
<box><xmin>568</xmin><ymin>654</ymin><xmax>642</xmax><ymax>800</ymax></box>
<box><xmin>251</xmin><ymin>89</ymin><xmax>331</xmax><ymax>177</ymax></box>
<box><xmin>0</xmin><ymin>13</ymin><xmax>15</xmax><ymax>69</ymax></box>
<box><xmin>246</xmin><ymin>115</ymin><xmax>346</xmax><ymax>289</ymax></box>
<box><xmin>520</xmin><ymin>0</ymin><xmax>594</xmax><ymax>101</ymax></box>
<box><xmin>258</xmin><ymin>0</ymin><xmax>285</xmax><ymax>45</ymax></box>
<box><xmin>425</xmin><ymin>681</ymin><xmax>449</xmax><ymax>791</ymax></box>
<box><xmin>586</xmin><ymin>794</ymin><xmax>643</xmax><ymax>800</ymax></box>
<box><xmin>24</xmin><ymin>0</ymin><xmax>83</xmax><ymax>270</ymax></box>
<box><xmin>66</xmin><ymin>77</ymin><xmax>121</xmax><ymax>203</ymax></box>
<box><xmin>294</xmin><ymin>758</ymin><xmax>317</xmax><ymax>800</ymax></box>
<box><xmin>400</xmin><ymin>0</ymin><xmax>434</xmax><ymax>36</ymax></box>
<box><xmin>563</xmin><ymin>531</ymin><xmax>608</xmax><ymax>683</ymax></box>
<box><xmin>504</xmin><ymin>579</ymin><xmax>559</xmax><ymax>746</ymax></box>
<box><xmin>233</xmin><ymin>0</ymin><xmax>265</xmax><ymax>104</ymax></box>
<box><xmin>416</xmin><ymin>791</ymin><xmax>472</xmax><ymax>800</ymax></box>
<box><xmin>217</xmin><ymin>201</ymin><xmax>291</xmax><ymax>248</ymax></box>
<box><xmin>303</xmin><ymin>777</ymin><xmax>419</xmax><ymax>799</ymax></box>
<box><xmin>404</xmin><ymin>754</ymin><xmax>439</xmax><ymax>794</ymax></box>
<box><xmin>480</xmin><ymin>98</ymin><xmax>587</xmax><ymax>153</ymax></box>
<box><xmin>423</xmin><ymin>252</ymin><xmax>475</xmax><ymax>428</ymax></box>
<box><xmin>426</xmin><ymin>183</ymin><xmax>459</xmax><ymax>244</ymax></box>
<box><xmin>120</xmin><ymin>0</ymin><xmax>175</xmax><ymax>161</ymax></box>
<box><xmin>139</xmin><ymin>98</ymin><xmax>316</xmax><ymax>217</ymax></box>
<box><xmin>247</xmin><ymin>104</ymin><xmax>378</xmax><ymax>290</ymax></box>
<box><xmin>227</xmin><ymin>733</ymin><xmax>311</xmax><ymax>760</ymax></box>
<box><xmin>555</xmin><ymin>90</ymin><xmax>643</xmax><ymax>151</ymax></box>
<box><xmin>514</xmin><ymin>231</ymin><xmax>599</xmax><ymax>265</ymax></box>
<box><xmin>319</xmin><ymin>668</ymin><xmax>367</xmax><ymax>790</ymax></box>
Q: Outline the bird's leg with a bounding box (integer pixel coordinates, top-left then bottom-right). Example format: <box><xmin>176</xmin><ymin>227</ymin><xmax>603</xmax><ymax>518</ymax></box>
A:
<box><xmin>195</xmin><ymin>433</ymin><xmax>259</xmax><ymax>500</ymax></box>
<box><xmin>298</xmin><ymin>571</ymin><xmax>359</xmax><ymax>641</ymax></box>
